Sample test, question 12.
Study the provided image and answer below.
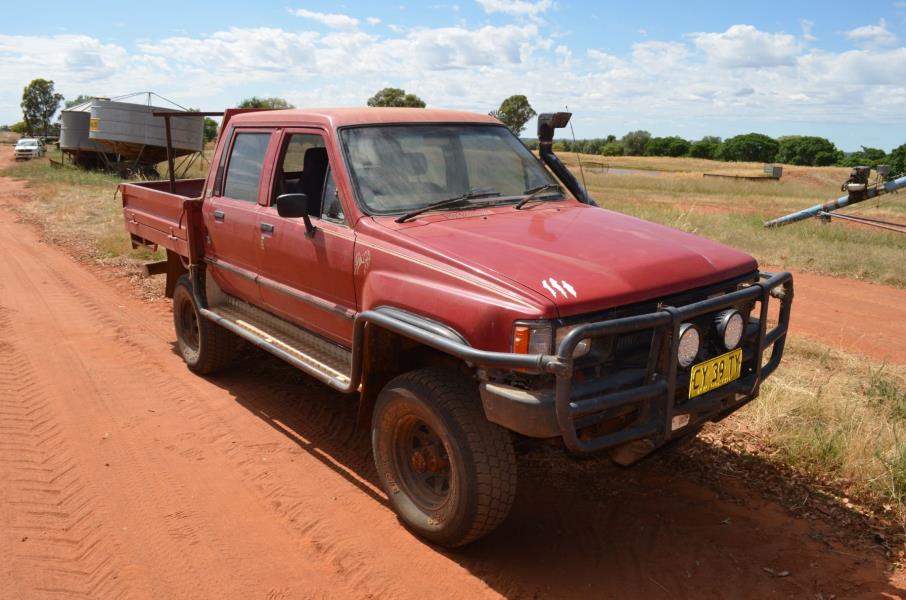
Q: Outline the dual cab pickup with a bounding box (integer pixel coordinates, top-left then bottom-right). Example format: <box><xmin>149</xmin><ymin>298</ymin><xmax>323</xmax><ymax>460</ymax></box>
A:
<box><xmin>121</xmin><ymin>107</ymin><xmax>792</xmax><ymax>547</ymax></box>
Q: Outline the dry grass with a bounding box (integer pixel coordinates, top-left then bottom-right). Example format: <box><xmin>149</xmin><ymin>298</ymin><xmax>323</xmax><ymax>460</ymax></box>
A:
<box><xmin>574</xmin><ymin>154</ymin><xmax>780</xmax><ymax>175</ymax></box>
<box><xmin>2</xmin><ymin>153</ymin><xmax>161</xmax><ymax>264</ymax></box>
<box><xmin>561</xmin><ymin>153</ymin><xmax>906</xmax><ymax>287</ymax></box>
<box><xmin>728</xmin><ymin>338</ymin><xmax>906</xmax><ymax>527</ymax></box>
<box><xmin>0</xmin><ymin>131</ymin><xmax>21</xmax><ymax>145</ymax></box>
<box><xmin>154</xmin><ymin>141</ymin><xmax>215</xmax><ymax>180</ymax></box>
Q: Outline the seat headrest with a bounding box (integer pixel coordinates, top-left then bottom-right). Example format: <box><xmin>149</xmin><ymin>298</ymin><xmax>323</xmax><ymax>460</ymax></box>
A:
<box><xmin>303</xmin><ymin>147</ymin><xmax>328</xmax><ymax>172</ymax></box>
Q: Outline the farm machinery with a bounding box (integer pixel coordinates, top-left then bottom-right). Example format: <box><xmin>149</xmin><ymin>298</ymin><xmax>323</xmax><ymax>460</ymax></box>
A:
<box><xmin>764</xmin><ymin>166</ymin><xmax>906</xmax><ymax>233</ymax></box>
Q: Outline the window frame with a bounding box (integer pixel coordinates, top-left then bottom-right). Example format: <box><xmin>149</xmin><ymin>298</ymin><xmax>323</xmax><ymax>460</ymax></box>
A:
<box><xmin>320</xmin><ymin>166</ymin><xmax>346</xmax><ymax>225</ymax></box>
<box><xmin>219</xmin><ymin>128</ymin><xmax>276</xmax><ymax>204</ymax></box>
<box><xmin>337</xmin><ymin>122</ymin><xmax>560</xmax><ymax>217</ymax></box>
<box><xmin>268</xmin><ymin>128</ymin><xmax>349</xmax><ymax>227</ymax></box>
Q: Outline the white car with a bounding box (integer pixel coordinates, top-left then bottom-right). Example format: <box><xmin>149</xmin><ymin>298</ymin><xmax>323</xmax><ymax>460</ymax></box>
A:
<box><xmin>14</xmin><ymin>138</ymin><xmax>45</xmax><ymax>160</ymax></box>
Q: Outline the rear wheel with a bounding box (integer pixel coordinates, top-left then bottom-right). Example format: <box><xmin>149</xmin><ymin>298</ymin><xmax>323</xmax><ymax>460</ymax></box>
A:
<box><xmin>372</xmin><ymin>368</ymin><xmax>517</xmax><ymax>547</ymax></box>
<box><xmin>172</xmin><ymin>274</ymin><xmax>241</xmax><ymax>374</ymax></box>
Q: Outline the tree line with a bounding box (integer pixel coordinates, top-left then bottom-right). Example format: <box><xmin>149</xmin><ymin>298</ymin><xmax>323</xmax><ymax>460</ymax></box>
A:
<box><xmin>524</xmin><ymin>130</ymin><xmax>906</xmax><ymax>174</ymax></box>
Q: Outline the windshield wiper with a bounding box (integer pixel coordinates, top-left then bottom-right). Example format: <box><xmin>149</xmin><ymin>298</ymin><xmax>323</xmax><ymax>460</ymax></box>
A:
<box><xmin>515</xmin><ymin>184</ymin><xmax>564</xmax><ymax>210</ymax></box>
<box><xmin>395</xmin><ymin>188</ymin><xmax>501</xmax><ymax>223</ymax></box>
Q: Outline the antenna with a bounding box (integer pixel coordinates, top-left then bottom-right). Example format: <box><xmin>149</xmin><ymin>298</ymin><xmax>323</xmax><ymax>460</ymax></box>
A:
<box><xmin>565</xmin><ymin>105</ymin><xmax>588</xmax><ymax>194</ymax></box>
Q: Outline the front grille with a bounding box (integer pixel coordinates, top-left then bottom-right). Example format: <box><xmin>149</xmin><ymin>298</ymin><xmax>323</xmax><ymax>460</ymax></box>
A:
<box><xmin>570</xmin><ymin>275</ymin><xmax>756</xmax><ymax>366</ymax></box>
<box><xmin>552</xmin><ymin>271</ymin><xmax>793</xmax><ymax>454</ymax></box>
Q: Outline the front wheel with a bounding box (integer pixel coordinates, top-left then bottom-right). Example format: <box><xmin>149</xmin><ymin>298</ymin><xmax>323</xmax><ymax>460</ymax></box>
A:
<box><xmin>372</xmin><ymin>368</ymin><xmax>517</xmax><ymax>547</ymax></box>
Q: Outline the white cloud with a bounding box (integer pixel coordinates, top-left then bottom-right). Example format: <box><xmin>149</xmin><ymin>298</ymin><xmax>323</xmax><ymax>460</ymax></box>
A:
<box><xmin>289</xmin><ymin>8</ymin><xmax>360</xmax><ymax>30</ymax></box>
<box><xmin>475</xmin><ymin>0</ymin><xmax>552</xmax><ymax>17</ymax></box>
<box><xmin>586</xmin><ymin>49</ymin><xmax>622</xmax><ymax>69</ymax></box>
<box><xmin>691</xmin><ymin>24</ymin><xmax>803</xmax><ymax>68</ymax></box>
<box><xmin>845</xmin><ymin>18</ymin><xmax>899</xmax><ymax>49</ymax></box>
<box><xmin>800</xmin><ymin>19</ymin><xmax>816</xmax><ymax>42</ymax></box>
<box><xmin>366</xmin><ymin>17</ymin><xmax>381</xmax><ymax>26</ymax></box>
<box><xmin>631</xmin><ymin>41</ymin><xmax>688</xmax><ymax>72</ymax></box>
<box><xmin>1</xmin><ymin>21</ymin><xmax>906</xmax><ymax>149</ymax></box>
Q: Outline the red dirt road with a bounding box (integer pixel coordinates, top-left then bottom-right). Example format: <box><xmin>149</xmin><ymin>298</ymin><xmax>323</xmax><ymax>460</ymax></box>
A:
<box><xmin>1</xmin><ymin>166</ymin><xmax>904</xmax><ymax>598</ymax></box>
<box><xmin>782</xmin><ymin>271</ymin><xmax>906</xmax><ymax>366</ymax></box>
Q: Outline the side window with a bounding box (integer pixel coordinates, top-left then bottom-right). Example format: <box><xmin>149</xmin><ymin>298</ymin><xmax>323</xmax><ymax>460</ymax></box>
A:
<box><xmin>321</xmin><ymin>168</ymin><xmax>345</xmax><ymax>223</ymax></box>
<box><xmin>223</xmin><ymin>132</ymin><xmax>271</xmax><ymax>202</ymax></box>
<box><xmin>273</xmin><ymin>133</ymin><xmax>329</xmax><ymax>217</ymax></box>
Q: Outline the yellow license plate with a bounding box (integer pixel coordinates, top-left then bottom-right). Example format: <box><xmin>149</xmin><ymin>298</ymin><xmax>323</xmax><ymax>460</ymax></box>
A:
<box><xmin>688</xmin><ymin>348</ymin><xmax>743</xmax><ymax>399</ymax></box>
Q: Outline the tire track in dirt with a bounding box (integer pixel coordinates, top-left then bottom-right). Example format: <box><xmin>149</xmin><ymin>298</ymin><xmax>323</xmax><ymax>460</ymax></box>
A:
<box><xmin>30</xmin><ymin>247</ymin><xmax>455</xmax><ymax>597</ymax></box>
<box><xmin>0</xmin><ymin>228</ymin><xmax>383</xmax><ymax>599</ymax></box>
<box><xmin>0</xmin><ymin>306</ymin><xmax>129</xmax><ymax>600</ymax></box>
<box><xmin>0</xmin><ymin>175</ymin><xmax>493</xmax><ymax>598</ymax></box>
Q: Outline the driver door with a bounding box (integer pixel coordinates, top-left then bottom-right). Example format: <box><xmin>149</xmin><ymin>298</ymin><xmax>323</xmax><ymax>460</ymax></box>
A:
<box><xmin>255</xmin><ymin>129</ymin><xmax>357</xmax><ymax>346</ymax></box>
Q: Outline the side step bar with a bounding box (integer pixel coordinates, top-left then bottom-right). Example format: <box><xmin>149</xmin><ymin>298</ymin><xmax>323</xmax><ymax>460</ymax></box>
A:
<box><xmin>201</xmin><ymin>295</ymin><xmax>353</xmax><ymax>391</ymax></box>
<box><xmin>193</xmin><ymin>273</ymin><xmax>566</xmax><ymax>395</ymax></box>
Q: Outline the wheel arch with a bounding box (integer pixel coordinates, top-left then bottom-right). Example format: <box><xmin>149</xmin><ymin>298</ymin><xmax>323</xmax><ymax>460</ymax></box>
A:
<box><xmin>356</xmin><ymin>308</ymin><xmax>474</xmax><ymax>431</ymax></box>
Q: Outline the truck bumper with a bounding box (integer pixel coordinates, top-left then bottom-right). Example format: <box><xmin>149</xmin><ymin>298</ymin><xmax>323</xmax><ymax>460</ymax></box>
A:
<box><xmin>479</xmin><ymin>272</ymin><xmax>793</xmax><ymax>454</ymax></box>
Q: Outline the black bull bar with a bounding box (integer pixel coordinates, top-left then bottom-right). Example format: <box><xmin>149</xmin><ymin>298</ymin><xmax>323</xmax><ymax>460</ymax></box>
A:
<box><xmin>552</xmin><ymin>271</ymin><xmax>793</xmax><ymax>454</ymax></box>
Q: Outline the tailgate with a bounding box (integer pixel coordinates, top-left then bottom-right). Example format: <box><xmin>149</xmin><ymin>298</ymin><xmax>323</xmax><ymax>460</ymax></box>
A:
<box><xmin>121</xmin><ymin>179</ymin><xmax>205</xmax><ymax>260</ymax></box>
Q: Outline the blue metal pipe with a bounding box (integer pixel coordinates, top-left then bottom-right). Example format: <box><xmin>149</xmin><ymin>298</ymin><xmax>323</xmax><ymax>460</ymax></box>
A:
<box><xmin>764</xmin><ymin>175</ymin><xmax>906</xmax><ymax>228</ymax></box>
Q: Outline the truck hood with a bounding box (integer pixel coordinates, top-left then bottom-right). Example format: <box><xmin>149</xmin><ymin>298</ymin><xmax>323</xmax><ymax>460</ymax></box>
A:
<box><xmin>389</xmin><ymin>203</ymin><xmax>758</xmax><ymax>316</ymax></box>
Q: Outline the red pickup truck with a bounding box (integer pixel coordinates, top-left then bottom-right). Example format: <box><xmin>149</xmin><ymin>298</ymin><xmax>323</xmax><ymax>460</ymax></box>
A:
<box><xmin>120</xmin><ymin>107</ymin><xmax>793</xmax><ymax>547</ymax></box>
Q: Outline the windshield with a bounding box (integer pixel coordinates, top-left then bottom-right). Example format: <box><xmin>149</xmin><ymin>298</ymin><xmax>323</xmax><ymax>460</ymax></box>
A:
<box><xmin>17</xmin><ymin>140</ymin><xmax>38</xmax><ymax>147</ymax></box>
<box><xmin>340</xmin><ymin>124</ymin><xmax>557</xmax><ymax>215</ymax></box>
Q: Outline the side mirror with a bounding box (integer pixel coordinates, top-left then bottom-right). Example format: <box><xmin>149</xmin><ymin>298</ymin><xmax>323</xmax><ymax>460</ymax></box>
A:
<box><xmin>275</xmin><ymin>193</ymin><xmax>317</xmax><ymax>238</ymax></box>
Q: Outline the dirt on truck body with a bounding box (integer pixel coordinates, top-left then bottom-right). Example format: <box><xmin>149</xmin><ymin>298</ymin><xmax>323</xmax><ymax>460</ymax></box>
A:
<box><xmin>120</xmin><ymin>107</ymin><xmax>793</xmax><ymax>546</ymax></box>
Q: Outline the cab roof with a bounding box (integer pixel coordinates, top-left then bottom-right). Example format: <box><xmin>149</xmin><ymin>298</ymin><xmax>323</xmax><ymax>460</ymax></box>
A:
<box><xmin>227</xmin><ymin>107</ymin><xmax>502</xmax><ymax>129</ymax></box>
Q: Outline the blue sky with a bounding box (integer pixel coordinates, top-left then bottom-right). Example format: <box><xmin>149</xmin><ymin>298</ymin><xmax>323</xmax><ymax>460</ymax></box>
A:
<box><xmin>2</xmin><ymin>0</ymin><xmax>906</xmax><ymax>150</ymax></box>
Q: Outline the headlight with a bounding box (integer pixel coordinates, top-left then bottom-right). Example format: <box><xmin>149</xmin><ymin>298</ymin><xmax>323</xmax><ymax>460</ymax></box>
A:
<box><xmin>556</xmin><ymin>325</ymin><xmax>591</xmax><ymax>358</ymax></box>
<box><xmin>715</xmin><ymin>309</ymin><xmax>744</xmax><ymax>350</ymax></box>
<box><xmin>512</xmin><ymin>322</ymin><xmax>553</xmax><ymax>355</ymax></box>
<box><xmin>677</xmin><ymin>323</ymin><xmax>701</xmax><ymax>368</ymax></box>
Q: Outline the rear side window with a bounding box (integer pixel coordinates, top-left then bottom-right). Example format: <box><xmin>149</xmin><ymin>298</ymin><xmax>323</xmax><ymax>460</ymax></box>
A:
<box><xmin>223</xmin><ymin>132</ymin><xmax>271</xmax><ymax>202</ymax></box>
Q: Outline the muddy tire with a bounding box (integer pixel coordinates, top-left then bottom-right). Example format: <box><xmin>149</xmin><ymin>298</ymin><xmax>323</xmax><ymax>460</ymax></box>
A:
<box><xmin>172</xmin><ymin>274</ymin><xmax>241</xmax><ymax>375</ymax></box>
<box><xmin>372</xmin><ymin>368</ymin><xmax>516</xmax><ymax>548</ymax></box>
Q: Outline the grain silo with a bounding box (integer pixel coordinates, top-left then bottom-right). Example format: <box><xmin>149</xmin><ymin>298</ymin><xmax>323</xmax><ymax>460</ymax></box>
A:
<box><xmin>59</xmin><ymin>92</ymin><xmax>204</xmax><ymax>175</ymax></box>
<box><xmin>59</xmin><ymin>98</ymin><xmax>116</xmax><ymax>169</ymax></box>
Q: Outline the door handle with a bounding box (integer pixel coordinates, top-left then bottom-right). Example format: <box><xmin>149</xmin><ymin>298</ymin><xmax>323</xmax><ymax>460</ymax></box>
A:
<box><xmin>213</xmin><ymin>210</ymin><xmax>225</xmax><ymax>222</ymax></box>
<box><xmin>260</xmin><ymin>223</ymin><xmax>275</xmax><ymax>234</ymax></box>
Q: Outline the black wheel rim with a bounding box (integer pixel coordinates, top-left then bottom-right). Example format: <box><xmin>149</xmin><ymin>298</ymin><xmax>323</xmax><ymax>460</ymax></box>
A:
<box><xmin>392</xmin><ymin>416</ymin><xmax>452</xmax><ymax>511</ymax></box>
<box><xmin>177</xmin><ymin>296</ymin><xmax>200</xmax><ymax>352</ymax></box>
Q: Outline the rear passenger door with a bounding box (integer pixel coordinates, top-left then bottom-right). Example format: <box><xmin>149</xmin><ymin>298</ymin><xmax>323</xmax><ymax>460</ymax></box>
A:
<box><xmin>256</xmin><ymin>129</ymin><xmax>357</xmax><ymax>346</ymax></box>
<box><xmin>204</xmin><ymin>129</ymin><xmax>276</xmax><ymax>303</ymax></box>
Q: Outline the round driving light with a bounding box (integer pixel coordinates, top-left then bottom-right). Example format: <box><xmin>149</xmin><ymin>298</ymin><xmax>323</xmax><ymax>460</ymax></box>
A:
<box><xmin>677</xmin><ymin>323</ymin><xmax>701</xmax><ymax>368</ymax></box>
<box><xmin>715</xmin><ymin>309</ymin><xmax>744</xmax><ymax>350</ymax></box>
